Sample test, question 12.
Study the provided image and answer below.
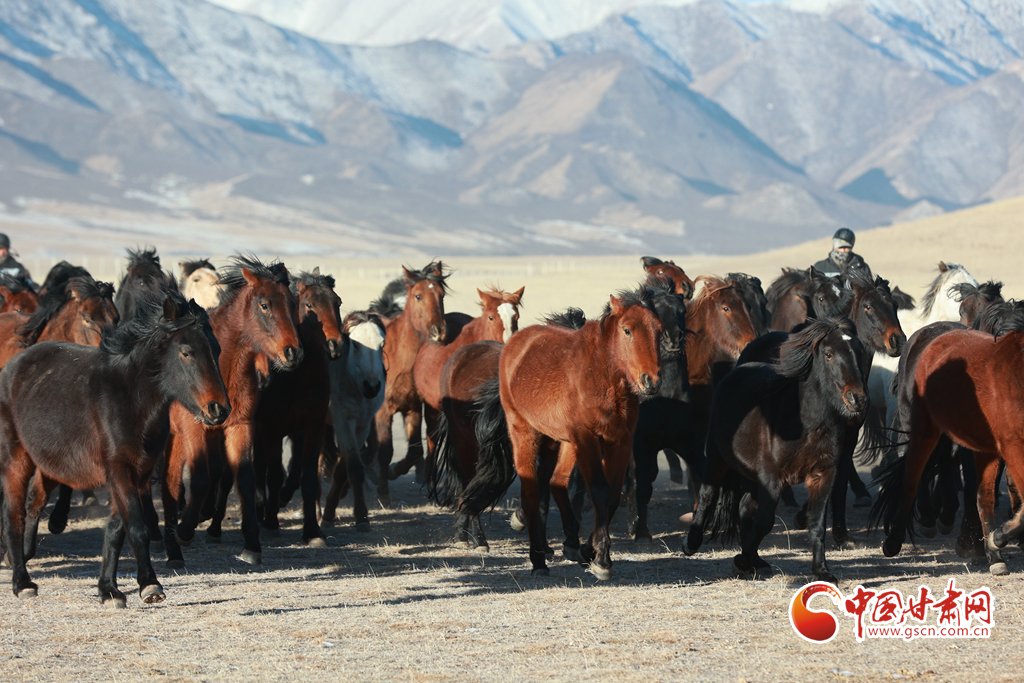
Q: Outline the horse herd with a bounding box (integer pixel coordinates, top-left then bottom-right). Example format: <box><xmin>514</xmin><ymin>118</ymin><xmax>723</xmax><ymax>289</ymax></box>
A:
<box><xmin>0</xmin><ymin>248</ymin><xmax>1017</xmax><ymax>608</ymax></box>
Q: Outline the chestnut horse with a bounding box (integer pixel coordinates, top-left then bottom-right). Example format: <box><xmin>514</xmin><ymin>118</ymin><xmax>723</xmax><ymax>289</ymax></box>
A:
<box><xmin>685</xmin><ymin>318</ymin><xmax>867</xmax><ymax>583</ymax></box>
<box><xmin>0</xmin><ymin>291</ymin><xmax>228</xmax><ymax>604</ymax></box>
<box><xmin>250</xmin><ymin>269</ymin><xmax>343</xmax><ymax>545</ymax></box>
<box><xmin>764</xmin><ymin>266</ymin><xmax>843</xmax><ymax>332</ymax></box>
<box><xmin>369</xmin><ymin>262</ymin><xmax>449</xmax><ymax>506</ymax></box>
<box><xmin>474</xmin><ymin>286</ymin><xmax>663</xmax><ymax>579</ymax></box>
<box><xmin>642</xmin><ymin>256</ymin><xmax>694</xmax><ymax>299</ymax></box>
<box><xmin>161</xmin><ymin>255</ymin><xmax>302</xmax><ymax>568</ymax></box>
<box><xmin>320</xmin><ymin>311</ymin><xmax>387</xmax><ymax>530</ymax></box>
<box><xmin>0</xmin><ymin>275</ymin><xmax>38</xmax><ymax>314</ymax></box>
<box><xmin>179</xmin><ymin>258</ymin><xmax>224</xmax><ymax>310</ymax></box>
<box><xmin>873</xmin><ymin>307</ymin><xmax>1024</xmax><ymax>576</ymax></box>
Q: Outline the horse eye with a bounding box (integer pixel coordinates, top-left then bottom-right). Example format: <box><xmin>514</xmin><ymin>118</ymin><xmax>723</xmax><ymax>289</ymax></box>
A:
<box><xmin>825</xmin><ymin>352</ymin><xmax>833</xmax><ymax>360</ymax></box>
<box><xmin>180</xmin><ymin>349</ymin><xmax>192</xmax><ymax>360</ymax></box>
<box><xmin>657</xmin><ymin>270</ymin><xmax>663</xmax><ymax>275</ymax></box>
<box><xmin>489</xmin><ymin>316</ymin><xmax>494</xmax><ymax>321</ymax></box>
<box><xmin>864</xmin><ymin>305</ymin><xmax>872</xmax><ymax>311</ymax></box>
<box><xmin>415</xmin><ymin>294</ymin><xmax>422</xmax><ymax>301</ymax></box>
<box><xmin>624</xmin><ymin>328</ymin><xmax>632</xmax><ymax>337</ymax></box>
<box><xmin>722</xmin><ymin>306</ymin><xmax>730</xmax><ymax>312</ymax></box>
<box><xmin>306</xmin><ymin>302</ymin><xmax>314</xmax><ymax>310</ymax></box>
<box><xmin>259</xmin><ymin>301</ymin><xmax>270</xmax><ymax>312</ymax></box>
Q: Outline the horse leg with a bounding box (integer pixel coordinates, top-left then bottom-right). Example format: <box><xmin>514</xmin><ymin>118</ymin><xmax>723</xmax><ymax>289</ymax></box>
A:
<box><xmin>224</xmin><ymin>425</ymin><xmax>262</xmax><ymax>565</ymax></box>
<box><xmin>260</xmin><ymin>435</ymin><xmax>285</xmax><ymax>535</ymax></box>
<box><xmin>279</xmin><ymin>437</ymin><xmax>303</xmax><ymax>507</ymax></box>
<box><xmin>509</xmin><ymin>415</ymin><xmax>553</xmax><ymax>576</ymax></box>
<box><xmin>630</xmin><ymin>438</ymin><xmax>657</xmax><ymax>541</ymax></box>
<box><xmin>549</xmin><ymin>447</ymin><xmax>581</xmax><ymax>562</ymax></box>
<box><xmin>882</xmin><ymin>410</ymin><xmax>941</xmax><ymax>558</ymax></box>
<box><xmin>161</xmin><ymin>438</ymin><xmax>188</xmax><ymax>569</ymax></box>
<box><xmin>806</xmin><ymin>470</ymin><xmax>839</xmax><ymax>584</ymax></box>
<box><xmin>23</xmin><ymin>472</ymin><xmax>56</xmax><ymax>562</ymax></box>
<box><xmin>567</xmin><ymin>466</ymin><xmax>585</xmax><ymax>525</ymax></box>
<box><xmin>576</xmin><ymin>437</ymin><xmax>622</xmax><ymax>580</ymax></box>
<box><xmin>142</xmin><ymin>491</ymin><xmax>164</xmax><ymax>555</ymax></box>
<box><xmin>344</xmin><ymin>432</ymin><xmax>370</xmax><ymax>533</ymax></box>
<box><xmin>2</xmin><ymin>449</ymin><xmax>38</xmax><ymax>598</ymax></box>
<box><xmin>389</xmin><ymin>409</ymin><xmax>425</xmax><ymax>481</ymax></box>
<box><xmin>936</xmin><ymin>441</ymin><xmax>960</xmax><ymax>535</ymax></box>
<box><xmin>663</xmin><ymin>448</ymin><xmax>685</xmax><ymax>484</ymax></box>
<box><xmin>780</xmin><ymin>485</ymin><xmax>799</xmax><ymax>509</ymax></box>
<box><xmin>847</xmin><ymin>457</ymin><xmax>871</xmax><ymax>507</ymax></box>
<box><xmin>104</xmin><ymin>472</ymin><xmax>165</xmax><ymax>606</ymax></box>
<box><xmin>987</xmin><ymin>447</ymin><xmax>1024</xmax><ymax>572</ymax></box>
<box><xmin>956</xmin><ymin>447</ymin><xmax>985</xmax><ymax>559</ymax></box>
<box><xmin>297</xmin><ymin>426</ymin><xmax>327</xmax><ymax>545</ymax></box>
<box><xmin>373</xmin><ymin>406</ymin><xmax>394</xmax><ymax>507</ymax></box>
<box><xmin>205</xmin><ymin>455</ymin><xmax>234</xmax><ymax>542</ymax></box>
<box><xmin>830</xmin><ymin>438</ymin><xmax>859</xmax><ymax>550</ymax></box>
<box><xmin>735</xmin><ymin>483</ymin><xmax>780</xmax><ymax>580</ymax></box>
<box><xmin>47</xmin><ymin>484</ymin><xmax>74</xmax><ymax>534</ymax></box>
<box><xmin>683</xmin><ymin>443</ymin><xmax>730</xmax><ymax>556</ymax></box>
<box><xmin>975</xmin><ymin>452</ymin><xmax>1007</xmax><ymax>574</ymax></box>
<box><xmin>97</xmin><ymin>513</ymin><xmax>129</xmax><ymax>607</ymax></box>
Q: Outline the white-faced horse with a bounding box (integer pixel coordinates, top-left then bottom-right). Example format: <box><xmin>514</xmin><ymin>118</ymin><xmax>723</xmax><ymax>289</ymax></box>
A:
<box><xmin>321</xmin><ymin>311</ymin><xmax>387</xmax><ymax>530</ymax></box>
<box><xmin>178</xmin><ymin>259</ymin><xmax>224</xmax><ymax>310</ymax></box>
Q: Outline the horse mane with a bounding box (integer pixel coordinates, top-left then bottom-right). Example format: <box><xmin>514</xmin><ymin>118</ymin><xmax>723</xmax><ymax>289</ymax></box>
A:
<box><xmin>826</xmin><ymin>266</ymin><xmax>893</xmax><ymax>317</ymax></box>
<box><xmin>688</xmin><ymin>276</ymin><xmax>735</xmax><ymax>318</ymax></box>
<box><xmin>17</xmin><ymin>276</ymin><xmax>115</xmax><ymax>346</ymax></box>
<box><xmin>544</xmin><ymin>307</ymin><xmax>587</xmax><ymax>330</ymax></box>
<box><xmin>952</xmin><ymin>280</ymin><xmax>1003</xmax><ymax>304</ymax></box>
<box><xmin>765</xmin><ymin>268</ymin><xmax>806</xmax><ymax>314</ymax></box>
<box><xmin>217</xmin><ymin>254</ymin><xmax>290</xmax><ymax>305</ymax></box>
<box><xmin>290</xmin><ymin>269</ymin><xmax>337</xmax><ymax>295</ymax></box>
<box><xmin>479</xmin><ymin>287</ymin><xmax>524</xmax><ymax>305</ymax></box>
<box><xmin>890</xmin><ymin>286</ymin><xmax>916</xmax><ymax>310</ymax></box>
<box><xmin>100</xmin><ymin>289</ymin><xmax>208</xmax><ymax>357</ymax></box>
<box><xmin>342</xmin><ymin>310</ymin><xmax>385</xmax><ymax>336</ymax></box>
<box><xmin>404</xmin><ymin>260</ymin><xmax>451</xmax><ymax>294</ymax></box>
<box><xmin>369</xmin><ymin>278</ymin><xmax>407</xmax><ymax>318</ymax></box>
<box><xmin>971</xmin><ymin>300</ymin><xmax>1024</xmax><ymax>338</ymax></box>
<box><xmin>600</xmin><ymin>283</ymin><xmax>658</xmax><ymax>322</ymax></box>
<box><xmin>776</xmin><ymin>317</ymin><xmax>857</xmax><ymax>380</ymax></box>
<box><xmin>0</xmin><ymin>273</ymin><xmax>33</xmax><ymax>294</ymax></box>
<box><xmin>40</xmin><ymin>261</ymin><xmax>90</xmax><ymax>295</ymax></box>
<box><xmin>640</xmin><ymin>256</ymin><xmax>669</xmax><ymax>269</ymax></box>
<box><xmin>919</xmin><ymin>262</ymin><xmax>968</xmax><ymax>316</ymax></box>
<box><xmin>179</xmin><ymin>258</ymin><xmax>216</xmax><ymax>279</ymax></box>
<box><xmin>726</xmin><ymin>272</ymin><xmax>761</xmax><ymax>290</ymax></box>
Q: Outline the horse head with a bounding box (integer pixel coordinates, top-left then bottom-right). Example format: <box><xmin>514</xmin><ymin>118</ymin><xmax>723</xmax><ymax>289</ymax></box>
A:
<box><xmin>952</xmin><ymin>281</ymin><xmax>1004</xmax><ymax>328</ymax></box>
<box><xmin>605</xmin><ymin>288</ymin><xmax>663</xmax><ymax>397</ymax></box>
<box><xmin>840</xmin><ymin>268</ymin><xmax>906</xmax><ymax>358</ymax></box>
<box><xmin>341</xmin><ymin>311</ymin><xmax>386</xmax><ymax>399</ymax></box>
<box><xmin>646</xmin><ymin>277</ymin><xmax>690</xmax><ymax>401</ymax></box>
<box><xmin>779</xmin><ymin>317</ymin><xmax>867</xmax><ymax>420</ymax></box>
<box><xmin>641</xmin><ymin>256</ymin><xmax>694</xmax><ymax>300</ymax></box>
<box><xmin>726</xmin><ymin>272</ymin><xmax>770</xmax><ymax>336</ymax></box>
<box><xmin>294</xmin><ymin>267</ymin><xmax>345</xmax><ymax>360</ymax></box>
<box><xmin>0</xmin><ymin>276</ymin><xmax>39</xmax><ymax>315</ymax></box>
<box><xmin>479</xmin><ymin>286</ymin><xmax>525</xmax><ymax>343</ymax></box>
<box><xmin>691</xmin><ymin>276</ymin><xmax>758</xmax><ymax>360</ymax></box>
<box><xmin>179</xmin><ymin>259</ymin><xmax>224</xmax><ymax>310</ymax></box>
<box><xmin>403</xmin><ymin>261</ymin><xmax>449</xmax><ymax>343</ymax></box>
<box><xmin>66</xmin><ymin>277</ymin><xmax>119</xmax><ymax>346</ymax></box>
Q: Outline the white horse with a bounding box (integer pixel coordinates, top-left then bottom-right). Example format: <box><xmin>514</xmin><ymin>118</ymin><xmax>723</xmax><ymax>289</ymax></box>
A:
<box><xmin>867</xmin><ymin>262</ymin><xmax>978</xmax><ymax>434</ymax></box>
<box><xmin>322</xmin><ymin>311</ymin><xmax>387</xmax><ymax>531</ymax></box>
<box><xmin>178</xmin><ymin>258</ymin><xmax>224</xmax><ymax>309</ymax></box>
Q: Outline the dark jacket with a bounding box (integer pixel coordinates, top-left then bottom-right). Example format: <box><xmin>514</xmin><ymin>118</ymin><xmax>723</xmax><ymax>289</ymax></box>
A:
<box><xmin>812</xmin><ymin>252</ymin><xmax>869</xmax><ymax>279</ymax></box>
<box><xmin>0</xmin><ymin>255</ymin><xmax>34</xmax><ymax>288</ymax></box>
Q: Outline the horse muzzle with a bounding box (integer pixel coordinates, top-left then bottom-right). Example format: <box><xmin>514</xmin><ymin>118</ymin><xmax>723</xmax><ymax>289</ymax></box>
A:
<box><xmin>886</xmin><ymin>332</ymin><xmax>906</xmax><ymax>358</ymax></box>
<box><xmin>362</xmin><ymin>379</ymin><xmax>382</xmax><ymax>399</ymax></box>
<box><xmin>202</xmin><ymin>401</ymin><xmax>231</xmax><ymax>426</ymax></box>
<box><xmin>429</xmin><ymin>324</ymin><xmax>446</xmax><ymax>343</ymax></box>
<box><xmin>280</xmin><ymin>344</ymin><xmax>304</xmax><ymax>369</ymax></box>
<box><xmin>842</xmin><ymin>389</ymin><xmax>868</xmax><ymax>416</ymax></box>
<box><xmin>639</xmin><ymin>373</ymin><xmax>661</xmax><ymax>396</ymax></box>
<box><xmin>326</xmin><ymin>338</ymin><xmax>343</xmax><ymax>360</ymax></box>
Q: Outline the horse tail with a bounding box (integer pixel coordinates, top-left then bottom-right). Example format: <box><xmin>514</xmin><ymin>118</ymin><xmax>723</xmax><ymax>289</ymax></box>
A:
<box><xmin>704</xmin><ymin>470</ymin><xmax>749</xmax><ymax>544</ymax></box>
<box><xmin>458</xmin><ymin>379</ymin><xmax>516</xmax><ymax>517</ymax></box>
<box><xmin>868</xmin><ymin>453</ymin><xmax>906</xmax><ymax>536</ymax></box>
<box><xmin>425</xmin><ymin>409</ymin><xmax>460</xmax><ymax>508</ymax></box>
<box><xmin>856</xmin><ymin>407</ymin><xmax>890</xmax><ymax>466</ymax></box>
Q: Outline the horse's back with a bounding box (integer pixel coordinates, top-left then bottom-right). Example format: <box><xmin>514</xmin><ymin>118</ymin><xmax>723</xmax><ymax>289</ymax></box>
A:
<box><xmin>441</xmin><ymin>340</ymin><xmax>502</xmax><ymax>404</ymax></box>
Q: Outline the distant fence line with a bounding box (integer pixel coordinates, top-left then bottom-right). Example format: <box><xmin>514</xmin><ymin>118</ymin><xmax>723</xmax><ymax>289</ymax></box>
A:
<box><xmin>25</xmin><ymin>255</ymin><xmax>645</xmax><ymax>286</ymax></box>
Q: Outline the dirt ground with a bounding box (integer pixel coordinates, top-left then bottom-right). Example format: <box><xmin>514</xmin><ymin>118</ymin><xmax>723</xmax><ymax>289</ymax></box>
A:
<box><xmin>1</xmin><ymin>446</ymin><xmax>1020</xmax><ymax>683</ymax></box>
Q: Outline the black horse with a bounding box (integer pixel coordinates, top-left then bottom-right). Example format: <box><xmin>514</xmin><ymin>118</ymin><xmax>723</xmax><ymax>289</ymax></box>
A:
<box><xmin>114</xmin><ymin>247</ymin><xmax>179</xmax><ymax>321</ymax></box>
<box><xmin>684</xmin><ymin>318</ymin><xmax>867</xmax><ymax>583</ymax></box>
<box><xmin>0</xmin><ymin>290</ymin><xmax>229</xmax><ymax>605</ymax></box>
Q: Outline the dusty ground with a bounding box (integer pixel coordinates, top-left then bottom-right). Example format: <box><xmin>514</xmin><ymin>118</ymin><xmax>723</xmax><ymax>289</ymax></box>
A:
<box><xmin>0</xmin><ymin>451</ymin><xmax>1020</xmax><ymax>683</ymax></box>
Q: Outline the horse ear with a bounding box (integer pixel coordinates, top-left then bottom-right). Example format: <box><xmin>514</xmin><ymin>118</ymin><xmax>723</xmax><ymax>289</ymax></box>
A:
<box><xmin>939</xmin><ymin>261</ymin><xmax>948</xmax><ymax>273</ymax></box>
<box><xmin>241</xmin><ymin>267</ymin><xmax>260</xmax><ymax>287</ymax></box>
<box><xmin>513</xmin><ymin>286</ymin><xmax>525</xmax><ymax>304</ymax></box>
<box><xmin>312</xmin><ymin>266</ymin><xmax>320</xmax><ymax>277</ymax></box>
<box><xmin>162</xmin><ymin>296</ymin><xmax>179</xmax><ymax>321</ymax></box>
<box><xmin>610</xmin><ymin>295</ymin><xmax>624</xmax><ymax>316</ymax></box>
<box><xmin>295</xmin><ymin>280</ymin><xmax>308</xmax><ymax>294</ymax></box>
<box><xmin>429</xmin><ymin>261</ymin><xmax>445</xmax><ymax>276</ymax></box>
<box><xmin>402</xmin><ymin>266</ymin><xmax>414</xmax><ymax>284</ymax></box>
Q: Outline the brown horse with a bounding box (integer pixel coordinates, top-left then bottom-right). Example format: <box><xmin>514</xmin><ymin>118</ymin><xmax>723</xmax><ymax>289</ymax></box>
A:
<box><xmin>765</xmin><ymin>266</ymin><xmax>843</xmax><ymax>332</ymax></box>
<box><xmin>0</xmin><ymin>275</ymin><xmax>38</xmax><ymax>315</ymax></box>
<box><xmin>642</xmin><ymin>256</ymin><xmax>694</xmax><ymax>299</ymax></box>
<box><xmin>0</xmin><ymin>274</ymin><xmax>118</xmax><ymax>368</ymax></box>
<box><xmin>161</xmin><ymin>255</ymin><xmax>302</xmax><ymax>568</ymax></box>
<box><xmin>370</xmin><ymin>262</ymin><xmax>449</xmax><ymax>506</ymax></box>
<box><xmin>476</xmin><ymin>286</ymin><xmax>663</xmax><ymax>579</ymax></box>
<box><xmin>250</xmin><ymin>269</ymin><xmax>343</xmax><ymax>545</ymax></box>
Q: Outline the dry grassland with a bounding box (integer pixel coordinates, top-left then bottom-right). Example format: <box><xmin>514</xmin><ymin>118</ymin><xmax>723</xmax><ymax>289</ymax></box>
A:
<box><xmin>2</xmin><ymin>197</ymin><xmax>1023</xmax><ymax>681</ymax></box>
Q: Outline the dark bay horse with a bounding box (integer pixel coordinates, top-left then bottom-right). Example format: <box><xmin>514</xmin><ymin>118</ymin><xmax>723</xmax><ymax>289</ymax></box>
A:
<box><xmin>872</xmin><ymin>308</ymin><xmax>1024</xmax><ymax>576</ymax></box>
<box><xmin>370</xmin><ymin>262</ymin><xmax>449</xmax><ymax>506</ymax></box>
<box><xmin>476</xmin><ymin>286</ymin><xmax>663</xmax><ymax>579</ymax></box>
<box><xmin>642</xmin><ymin>256</ymin><xmax>694</xmax><ymax>299</ymax></box>
<box><xmin>162</xmin><ymin>255</ymin><xmax>302</xmax><ymax>568</ymax></box>
<box><xmin>0</xmin><ymin>275</ymin><xmax>39</xmax><ymax>314</ymax></box>
<box><xmin>765</xmin><ymin>266</ymin><xmax>843</xmax><ymax>332</ymax></box>
<box><xmin>684</xmin><ymin>318</ymin><xmax>867</xmax><ymax>583</ymax></box>
<box><xmin>115</xmin><ymin>247</ymin><xmax>179</xmax><ymax>321</ymax></box>
<box><xmin>726</xmin><ymin>272</ymin><xmax>770</xmax><ymax>337</ymax></box>
<box><xmin>321</xmin><ymin>311</ymin><xmax>386</xmax><ymax>530</ymax></box>
<box><xmin>250</xmin><ymin>269</ymin><xmax>343</xmax><ymax>545</ymax></box>
<box><xmin>0</xmin><ymin>291</ymin><xmax>228</xmax><ymax>604</ymax></box>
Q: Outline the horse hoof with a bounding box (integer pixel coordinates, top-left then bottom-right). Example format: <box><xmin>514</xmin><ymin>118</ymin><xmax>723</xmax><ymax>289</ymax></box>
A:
<box><xmin>509</xmin><ymin>509</ymin><xmax>526</xmax><ymax>532</ymax></box>
<box><xmin>473</xmin><ymin>544</ymin><xmax>490</xmax><ymax>555</ymax></box>
<box><xmin>530</xmin><ymin>566</ymin><xmax>550</xmax><ymax>577</ymax></box>
<box><xmin>174</xmin><ymin>529</ymin><xmax>194</xmax><ymax>547</ymax></box>
<box><xmin>881</xmin><ymin>538</ymin><xmax>901</xmax><ymax>558</ymax></box>
<box><xmin>919</xmin><ymin>525</ymin><xmax>936</xmax><ymax>539</ymax></box>
<box><xmin>837</xmin><ymin>537</ymin><xmax>858</xmax><ymax>551</ymax></box>
<box><xmin>543</xmin><ymin>546</ymin><xmax>555</xmax><ymax>561</ymax></box>
<box><xmin>387</xmin><ymin>464</ymin><xmax>402</xmax><ymax>481</ymax></box>
<box><xmin>678</xmin><ymin>512</ymin><xmax>694</xmax><ymax>530</ymax></box>
<box><xmin>16</xmin><ymin>587</ymin><xmax>37</xmax><ymax>600</ymax></box>
<box><xmin>47</xmin><ymin>518</ymin><xmax>67</xmax><ymax>535</ymax></box>
<box><xmin>589</xmin><ymin>564</ymin><xmax>612</xmax><ymax>581</ymax></box>
<box><xmin>355</xmin><ymin>522</ymin><xmax>371</xmax><ymax>533</ymax></box>
<box><xmin>853</xmin><ymin>495</ymin><xmax>872</xmax><ymax>508</ymax></box>
<box><xmin>306</xmin><ymin>537</ymin><xmax>327</xmax><ymax>549</ymax></box>
<box><xmin>102</xmin><ymin>596</ymin><xmax>127</xmax><ymax>609</ymax></box>
<box><xmin>631</xmin><ymin>531</ymin><xmax>653</xmax><ymax>542</ymax></box>
<box><xmin>239</xmin><ymin>550</ymin><xmax>262</xmax><ymax>565</ymax></box>
<box><xmin>454</xmin><ymin>540</ymin><xmax>471</xmax><ymax>550</ymax></box>
<box><xmin>150</xmin><ymin>540</ymin><xmax>165</xmax><ymax>555</ymax></box>
<box><xmin>989</xmin><ymin>562</ymin><xmax>1009</xmax><ymax>576</ymax></box>
<box><xmin>817</xmin><ymin>572</ymin><xmax>839</xmax><ymax>585</ymax></box>
<box><xmin>141</xmin><ymin>585</ymin><xmax>166</xmax><ymax>604</ymax></box>
<box><xmin>562</xmin><ymin>545</ymin><xmax>581</xmax><ymax>563</ymax></box>
<box><xmin>82</xmin><ymin>495</ymin><xmax>100</xmax><ymax>507</ymax></box>
<box><xmin>166</xmin><ymin>559</ymin><xmax>186</xmax><ymax>570</ymax></box>
<box><xmin>937</xmin><ymin>521</ymin><xmax>955</xmax><ymax>536</ymax></box>
<box><xmin>794</xmin><ymin>510</ymin><xmax>809</xmax><ymax>530</ymax></box>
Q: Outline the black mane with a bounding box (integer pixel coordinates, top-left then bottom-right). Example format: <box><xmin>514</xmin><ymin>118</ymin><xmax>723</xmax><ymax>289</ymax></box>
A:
<box><xmin>600</xmin><ymin>283</ymin><xmax>658</xmax><ymax>321</ymax></box>
<box><xmin>17</xmin><ymin>276</ymin><xmax>115</xmax><ymax>346</ymax></box>
<box><xmin>972</xmin><ymin>300</ymin><xmax>1024</xmax><ymax>338</ymax></box>
<box><xmin>0</xmin><ymin>273</ymin><xmax>34</xmax><ymax>294</ymax></box>
<box><xmin>765</xmin><ymin>268</ymin><xmax>807</xmax><ymax>315</ymax></box>
<box><xmin>100</xmin><ymin>289</ymin><xmax>208</xmax><ymax>356</ymax></box>
<box><xmin>776</xmin><ymin>317</ymin><xmax>857</xmax><ymax>380</ymax></box>
<box><xmin>404</xmin><ymin>260</ymin><xmax>451</xmax><ymax>294</ymax></box>
<box><xmin>369</xmin><ymin>278</ymin><xmax>407</xmax><ymax>318</ymax></box>
<box><xmin>179</xmin><ymin>258</ymin><xmax>216</xmax><ymax>278</ymax></box>
<box><xmin>40</xmin><ymin>261</ymin><xmax>91</xmax><ymax>295</ymax></box>
<box><xmin>218</xmin><ymin>254</ymin><xmax>290</xmax><ymax>304</ymax></box>
<box><xmin>952</xmin><ymin>280</ymin><xmax>1003</xmax><ymax>305</ymax></box>
<box><xmin>291</xmin><ymin>269</ymin><xmax>337</xmax><ymax>296</ymax></box>
<box><xmin>544</xmin><ymin>307</ymin><xmax>587</xmax><ymax>330</ymax></box>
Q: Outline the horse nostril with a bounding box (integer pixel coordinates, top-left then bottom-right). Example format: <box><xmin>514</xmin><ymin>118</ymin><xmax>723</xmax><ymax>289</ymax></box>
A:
<box><xmin>362</xmin><ymin>380</ymin><xmax>381</xmax><ymax>398</ymax></box>
<box><xmin>327</xmin><ymin>339</ymin><xmax>342</xmax><ymax>359</ymax></box>
<box><xmin>207</xmin><ymin>402</ymin><xmax>230</xmax><ymax>423</ymax></box>
<box><xmin>284</xmin><ymin>345</ymin><xmax>301</xmax><ymax>365</ymax></box>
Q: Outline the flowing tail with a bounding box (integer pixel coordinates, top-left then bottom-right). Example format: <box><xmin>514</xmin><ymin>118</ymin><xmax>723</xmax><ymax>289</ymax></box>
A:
<box><xmin>426</xmin><ymin>409</ymin><xmax>460</xmax><ymax>508</ymax></box>
<box><xmin>458</xmin><ymin>379</ymin><xmax>516</xmax><ymax>517</ymax></box>
<box><xmin>704</xmin><ymin>470</ymin><xmax>751</xmax><ymax>545</ymax></box>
